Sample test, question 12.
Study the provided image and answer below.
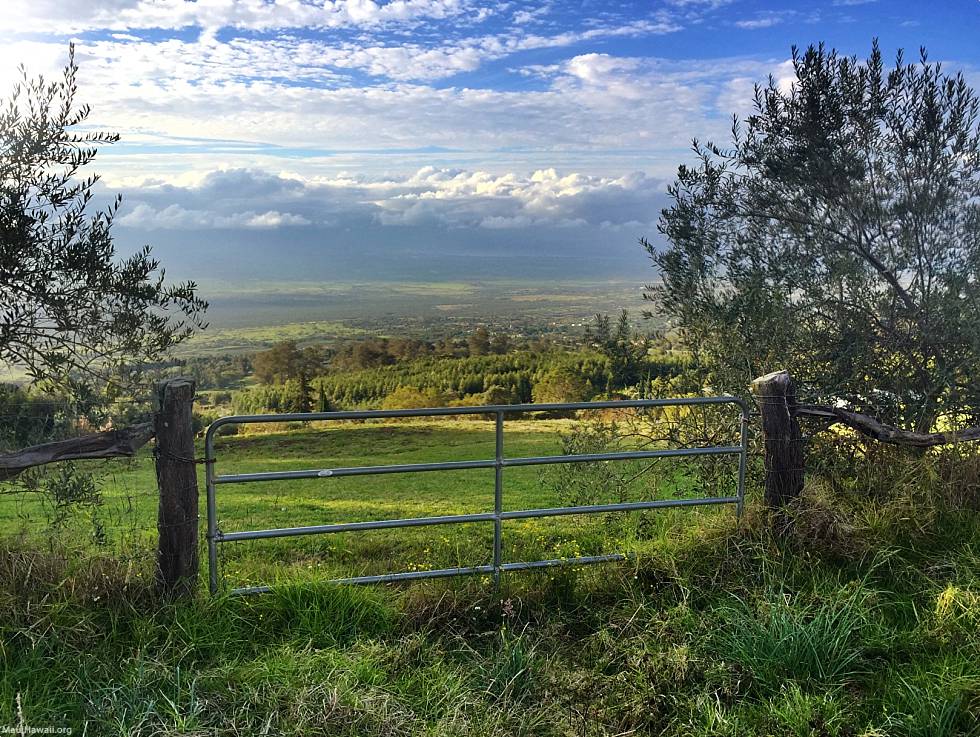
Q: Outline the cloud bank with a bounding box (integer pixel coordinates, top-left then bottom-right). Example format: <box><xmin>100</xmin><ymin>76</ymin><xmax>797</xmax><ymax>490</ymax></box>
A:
<box><xmin>115</xmin><ymin>166</ymin><xmax>666</xmax><ymax>232</ymax></box>
<box><xmin>3</xmin><ymin>0</ymin><xmax>969</xmax><ymax>281</ymax></box>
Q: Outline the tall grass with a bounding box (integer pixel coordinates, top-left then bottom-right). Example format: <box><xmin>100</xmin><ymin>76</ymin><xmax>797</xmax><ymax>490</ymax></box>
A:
<box><xmin>708</xmin><ymin>583</ymin><xmax>881</xmax><ymax>692</ymax></box>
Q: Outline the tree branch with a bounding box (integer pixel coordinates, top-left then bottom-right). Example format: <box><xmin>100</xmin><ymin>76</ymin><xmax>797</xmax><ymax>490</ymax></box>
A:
<box><xmin>0</xmin><ymin>422</ymin><xmax>154</xmax><ymax>481</ymax></box>
<box><xmin>797</xmin><ymin>403</ymin><xmax>980</xmax><ymax>447</ymax></box>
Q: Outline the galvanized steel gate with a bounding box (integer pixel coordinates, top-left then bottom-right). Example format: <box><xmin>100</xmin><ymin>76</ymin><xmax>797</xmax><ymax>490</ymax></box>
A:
<box><xmin>204</xmin><ymin>397</ymin><xmax>749</xmax><ymax>595</ymax></box>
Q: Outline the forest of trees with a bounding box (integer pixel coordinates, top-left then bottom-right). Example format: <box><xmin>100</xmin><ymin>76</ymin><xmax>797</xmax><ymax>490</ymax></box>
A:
<box><xmin>224</xmin><ymin>315</ymin><xmax>687</xmax><ymax>415</ymax></box>
<box><xmin>0</xmin><ymin>314</ymin><xmax>682</xmax><ymax>439</ymax></box>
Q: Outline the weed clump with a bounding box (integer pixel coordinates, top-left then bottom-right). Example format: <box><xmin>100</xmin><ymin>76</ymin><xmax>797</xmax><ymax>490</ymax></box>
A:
<box><xmin>707</xmin><ymin>583</ymin><xmax>882</xmax><ymax>693</ymax></box>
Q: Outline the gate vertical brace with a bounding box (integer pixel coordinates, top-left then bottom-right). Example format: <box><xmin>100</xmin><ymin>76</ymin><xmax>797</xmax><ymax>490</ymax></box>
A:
<box><xmin>205</xmin><ymin>427</ymin><xmax>220</xmax><ymax>595</ymax></box>
<box><xmin>493</xmin><ymin>410</ymin><xmax>504</xmax><ymax>589</ymax></box>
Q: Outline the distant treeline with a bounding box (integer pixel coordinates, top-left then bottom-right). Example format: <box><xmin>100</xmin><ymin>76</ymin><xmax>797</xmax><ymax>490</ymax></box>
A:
<box><xmin>170</xmin><ymin>354</ymin><xmax>253</xmax><ymax>390</ymax></box>
<box><xmin>0</xmin><ymin>313</ymin><xmax>690</xmax><ymax>444</ymax></box>
<box><xmin>224</xmin><ymin>312</ymin><xmax>690</xmax><ymax>414</ymax></box>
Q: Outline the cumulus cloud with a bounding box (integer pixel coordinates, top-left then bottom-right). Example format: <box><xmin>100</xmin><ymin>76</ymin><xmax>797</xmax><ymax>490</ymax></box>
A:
<box><xmin>103</xmin><ymin>166</ymin><xmax>669</xmax><ymax>280</ymax></box>
<box><xmin>113</xmin><ymin>166</ymin><xmax>666</xmax><ymax>233</ymax></box>
<box><xmin>117</xmin><ymin>202</ymin><xmax>312</xmax><ymax>229</ymax></box>
<box><xmin>245</xmin><ymin>211</ymin><xmax>312</xmax><ymax>227</ymax></box>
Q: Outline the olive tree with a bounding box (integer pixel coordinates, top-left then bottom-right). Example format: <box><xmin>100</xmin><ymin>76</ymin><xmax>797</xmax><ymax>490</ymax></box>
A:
<box><xmin>0</xmin><ymin>46</ymin><xmax>206</xmax><ymax>396</ymax></box>
<box><xmin>646</xmin><ymin>43</ymin><xmax>980</xmax><ymax>433</ymax></box>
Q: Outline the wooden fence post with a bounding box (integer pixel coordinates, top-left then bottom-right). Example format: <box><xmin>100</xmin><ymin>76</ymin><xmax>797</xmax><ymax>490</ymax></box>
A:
<box><xmin>751</xmin><ymin>370</ymin><xmax>804</xmax><ymax>513</ymax></box>
<box><xmin>155</xmin><ymin>377</ymin><xmax>198</xmax><ymax>598</ymax></box>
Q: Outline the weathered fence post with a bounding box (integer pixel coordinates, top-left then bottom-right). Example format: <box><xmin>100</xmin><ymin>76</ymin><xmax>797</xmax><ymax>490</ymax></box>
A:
<box><xmin>155</xmin><ymin>377</ymin><xmax>198</xmax><ymax>598</ymax></box>
<box><xmin>751</xmin><ymin>370</ymin><xmax>804</xmax><ymax>513</ymax></box>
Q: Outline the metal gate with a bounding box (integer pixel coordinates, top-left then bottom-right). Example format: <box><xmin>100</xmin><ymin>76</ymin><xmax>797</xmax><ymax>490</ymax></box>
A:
<box><xmin>204</xmin><ymin>397</ymin><xmax>749</xmax><ymax>595</ymax></box>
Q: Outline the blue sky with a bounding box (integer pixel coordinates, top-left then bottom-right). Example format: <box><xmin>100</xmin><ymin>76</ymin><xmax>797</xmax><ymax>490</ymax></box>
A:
<box><xmin>3</xmin><ymin>0</ymin><xmax>979</xmax><ymax>282</ymax></box>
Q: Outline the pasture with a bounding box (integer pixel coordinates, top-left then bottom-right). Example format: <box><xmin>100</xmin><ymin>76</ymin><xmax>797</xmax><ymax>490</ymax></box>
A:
<box><xmin>0</xmin><ymin>419</ymin><xmax>978</xmax><ymax>735</ymax></box>
<box><xmin>0</xmin><ymin>419</ymin><xmax>733</xmax><ymax>589</ymax></box>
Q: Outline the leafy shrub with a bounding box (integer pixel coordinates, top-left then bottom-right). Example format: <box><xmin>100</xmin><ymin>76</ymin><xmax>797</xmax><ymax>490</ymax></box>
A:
<box><xmin>532</xmin><ymin>366</ymin><xmax>592</xmax><ymax>404</ymax></box>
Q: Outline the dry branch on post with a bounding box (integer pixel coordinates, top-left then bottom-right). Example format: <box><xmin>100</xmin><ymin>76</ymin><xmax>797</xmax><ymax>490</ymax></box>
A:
<box><xmin>796</xmin><ymin>404</ymin><xmax>980</xmax><ymax>447</ymax></box>
<box><xmin>0</xmin><ymin>423</ymin><xmax>155</xmax><ymax>482</ymax></box>
<box><xmin>751</xmin><ymin>369</ymin><xmax>980</xmax><ymax>518</ymax></box>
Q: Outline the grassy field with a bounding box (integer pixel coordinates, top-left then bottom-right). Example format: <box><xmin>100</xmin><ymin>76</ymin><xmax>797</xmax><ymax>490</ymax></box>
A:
<box><xmin>0</xmin><ymin>419</ymin><xmax>978</xmax><ymax>735</ymax></box>
<box><xmin>171</xmin><ymin>320</ymin><xmax>371</xmax><ymax>357</ymax></box>
<box><xmin>0</xmin><ymin>279</ymin><xmax>652</xmax><ymax>381</ymax></box>
<box><xmin>0</xmin><ymin>419</ymin><xmax>726</xmax><ymax>589</ymax></box>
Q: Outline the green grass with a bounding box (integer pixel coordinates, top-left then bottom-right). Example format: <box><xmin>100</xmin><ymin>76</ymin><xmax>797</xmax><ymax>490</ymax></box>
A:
<box><xmin>0</xmin><ymin>420</ymin><xmax>978</xmax><ymax>735</ymax></box>
<box><xmin>173</xmin><ymin>319</ymin><xmax>371</xmax><ymax>356</ymax></box>
<box><xmin>708</xmin><ymin>581</ymin><xmax>881</xmax><ymax>693</ymax></box>
<box><xmin>1</xmin><ymin>419</ymin><xmax>723</xmax><ymax>590</ymax></box>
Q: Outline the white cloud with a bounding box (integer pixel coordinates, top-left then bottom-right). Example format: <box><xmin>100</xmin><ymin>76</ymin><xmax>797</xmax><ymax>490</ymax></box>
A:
<box><xmin>734</xmin><ymin>15</ymin><xmax>784</xmax><ymax>30</ymax></box>
<box><xmin>2</xmin><ymin>40</ymin><xmax>784</xmax><ymax>169</ymax></box>
<box><xmin>4</xmin><ymin>0</ymin><xmax>478</xmax><ymax>33</ymax></box>
<box><xmin>118</xmin><ymin>198</ymin><xmax>313</xmax><ymax>230</ymax></box>
<box><xmin>0</xmin><ymin>17</ymin><xmax>688</xmax><ymax>94</ymax></box>
<box><xmin>114</xmin><ymin>166</ymin><xmax>668</xmax><ymax>233</ymax></box>
<box><xmin>0</xmin><ymin>0</ymin><xmax>797</xmax><ymax>188</ymax></box>
<box><xmin>0</xmin><ymin>33</ymin><xmax>806</xmax><ymax>188</ymax></box>
<box><xmin>715</xmin><ymin>59</ymin><xmax>794</xmax><ymax>115</ymax></box>
<box><xmin>564</xmin><ymin>53</ymin><xmax>641</xmax><ymax>85</ymax></box>
<box><xmin>244</xmin><ymin>211</ymin><xmax>312</xmax><ymax>227</ymax></box>
<box><xmin>273</xmin><ymin>19</ymin><xmax>682</xmax><ymax>82</ymax></box>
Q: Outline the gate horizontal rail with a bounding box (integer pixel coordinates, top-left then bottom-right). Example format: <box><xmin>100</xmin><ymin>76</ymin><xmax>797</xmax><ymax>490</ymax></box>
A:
<box><xmin>205</xmin><ymin>397</ymin><xmax>750</xmax><ymax>595</ymax></box>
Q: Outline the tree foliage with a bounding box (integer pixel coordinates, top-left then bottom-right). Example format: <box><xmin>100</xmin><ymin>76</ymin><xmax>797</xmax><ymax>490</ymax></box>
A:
<box><xmin>532</xmin><ymin>365</ymin><xmax>592</xmax><ymax>404</ymax></box>
<box><xmin>0</xmin><ymin>47</ymin><xmax>207</xmax><ymax>394</ymax></box>
<box><xmin>252</xmin><ymin>341</ymin><xmax>327</xmax><ymax>384</ymax></box>
<box><xmin>583</xmin><ymin>310</ymin><xmax>651</xmax><ymax>390</ymax></box>
<box><xmin>647</xmin><ymin>43</ymin><xmax>980</xmax><ymax>431</ymax></box>
<box><xmin>0</xmin><ymin>384</ymin><xmax>60</xmax><ymax>450</ymax></box>
<box><xmin>231</xmin><ymin>349</ymin><xmax>661</xmax><ymax>413</ymax></box>
<box><xmin>328</xmin><ymin>332</ymin><xmax>512</xmax><ymax>372</ymax></box>
<box><xmin>467</xmin><ymin>326</ymin><xmax>491</xmax><ymax>357</ymax></box>
<box><xmin>381</xmin><ymin>386</ymin><xmax>451</xmax><ymax>410</ymax></box>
